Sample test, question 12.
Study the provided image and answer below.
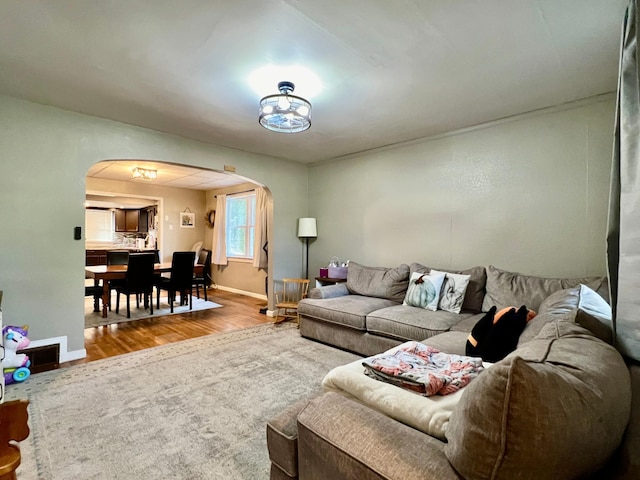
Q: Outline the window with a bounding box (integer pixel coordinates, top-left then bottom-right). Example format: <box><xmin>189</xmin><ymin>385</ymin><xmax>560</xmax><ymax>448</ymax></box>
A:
<box><xmin>85</xmin><ymin>208</ymin><xmax>114</xmax><ymax>242</ymax></box>
<box><xmin>226</xmin><ymin>192</ymin><xmax>256</xmax><ymax>259</ymax></box>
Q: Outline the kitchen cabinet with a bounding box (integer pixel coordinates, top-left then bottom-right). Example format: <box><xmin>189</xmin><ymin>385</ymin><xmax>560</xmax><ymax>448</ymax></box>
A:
<box><xmin>85</xmin><ymin>249</ymin><xmax>159</xmax><ymax>266</ymax></box>
<box><xmin>115</xmin><ymin>207</ymin><xmax>156</xmax><ymax>232</ymax></box>
<box><xmin>85</xmin><ymin>250</ymin><xmax>107</xmax><ymax>266</ymax></box>
<box><xmin>115</xmin><ymin>209</ymin><xmax>140</xmax><ymax>232</ymax></box>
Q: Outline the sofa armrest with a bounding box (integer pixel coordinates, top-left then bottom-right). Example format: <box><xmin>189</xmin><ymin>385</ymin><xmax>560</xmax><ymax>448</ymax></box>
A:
<box><xmin>308</xmin><ymin>283</ymin><xmax>350</xmax><ymax>299</ymax></box>
<box><xmin>297</xmin><ymin>392</ymin><xmax>462</xmax><ymax>480</ymax></box>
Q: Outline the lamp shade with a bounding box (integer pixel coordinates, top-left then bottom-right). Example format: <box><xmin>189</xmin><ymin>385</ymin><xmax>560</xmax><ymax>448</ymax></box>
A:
<box><xmin>298</xmin><ymin>218</ymin><xmax>317</xmax><ymax>238</ymax></box>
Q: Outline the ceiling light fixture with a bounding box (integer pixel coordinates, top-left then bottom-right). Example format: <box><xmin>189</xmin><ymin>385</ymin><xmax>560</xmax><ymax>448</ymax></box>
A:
<box><xmin>259</xmin><ymin>81</ymin><xmax>311</xmax><ymax>133</ymax></box>
<box><xmin>132</xmin><ymin>167</ymin><xmax>157</xmax><ymax>181</ymax></box>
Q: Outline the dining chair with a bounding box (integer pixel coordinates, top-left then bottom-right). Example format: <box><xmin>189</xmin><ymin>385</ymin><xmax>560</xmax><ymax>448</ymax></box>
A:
<box><xmin>104</xmin><ymin>249</ymin><xmax>131</xmax><ymax>310</ymax></box>
<box><xmin>274</xmin><ymin>278</ymin><xmax>310</xmax><ymax>325</ymax></box>
<box><xmin>192</xmin><ymin>248</ymin><xmax>212</xmax><ymax>302</ymax></box>
<box><xmin>0</xmin><ymin>399</ymin><xmax>29</xmax><ymax>480</ymax></box>
<box><xmin>107</xmin><ymin>250</ymin><xmax>130</xmax><ymax>265</ymax></box>
<box><xmin>85</xmin><ymin>285</ymin><xmax>103</xmax><ymax>313</ymax></box>
<box><xmin>156</xmin><ymin>251</ymin><xmax>196</xmax><ymax>313</ymax></box>
<box><xmin>113</xmin><ymin>252</ymin><xmax>155</xmax><ymax>318</ymax></box>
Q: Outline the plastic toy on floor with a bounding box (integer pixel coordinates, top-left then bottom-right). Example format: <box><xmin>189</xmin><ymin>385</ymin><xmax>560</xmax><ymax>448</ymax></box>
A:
<box><xmin>2</xmin><ymin>325</ymin><xmax>31</xmax><ymax>385</ymax></box>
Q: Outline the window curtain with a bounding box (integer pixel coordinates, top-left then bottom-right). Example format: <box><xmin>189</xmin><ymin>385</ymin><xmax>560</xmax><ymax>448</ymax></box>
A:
<box><xmin>212</xmin><ymin>194</ymin><xmax>227</xmax><ymax>266</ymax></box>
<box><xmin>607</xmin><ymin>0</ymin><xmax>640</xmax><ymax>361</ymax></box>
<box><xmin>253</xmin><ymin>187</ymin><xmax>268</xmax><ymax>269</ymax></box>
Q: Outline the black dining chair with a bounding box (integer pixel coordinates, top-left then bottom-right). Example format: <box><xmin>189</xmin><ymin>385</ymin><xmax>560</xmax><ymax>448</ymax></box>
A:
<box><xmin>107</xmin><ymin>250</ymin><xmax>130</xmax><ymax>265</ymax></box>
<box><xmin>106</xmin><ymin>250</ymin><xmax>130</xmax><ymax>310</ymax></box>
<box><xmin>85</xmin><ymin>285</ymin><xmax>103</xmax><ymax>312</ymax></box>
<box><xmin>156</xmin><ymin>251</ymin><xmax>196</xmax><ymax>313</ymax></box>
<box><xmin>113</xmin><ymin>252</ymin><xmax>155</xmax><ymax>318</ymax></box>
<box><xmin>193</xmin><ymin>248</ymin><xmax>212</xmax><ymax>302</ymax></box>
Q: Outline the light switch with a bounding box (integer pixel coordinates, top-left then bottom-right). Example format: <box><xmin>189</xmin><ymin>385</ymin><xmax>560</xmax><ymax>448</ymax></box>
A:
<box><xmin>165</xmin><ymin>215</ymin><xmax>169</xmax><ymax>221</ymax></box>
<box><xmin>169</xmin><ymin>224</ymin><xmax>173</xmax><ymax>230</ymax></box>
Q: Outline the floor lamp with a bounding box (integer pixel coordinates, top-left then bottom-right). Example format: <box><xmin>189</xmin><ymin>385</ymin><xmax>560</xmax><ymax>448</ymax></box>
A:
<box><xmin>298</xmin><ymin>218</ymin><xmax>317</xmax><ymax>279</ymax></box>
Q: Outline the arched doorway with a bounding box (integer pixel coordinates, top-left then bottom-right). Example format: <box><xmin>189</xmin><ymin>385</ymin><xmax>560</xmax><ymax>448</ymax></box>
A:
<box><xmin>84</xmin><ymin>159</ymin><xmax>274</xmax><ymax>322</ymax></box>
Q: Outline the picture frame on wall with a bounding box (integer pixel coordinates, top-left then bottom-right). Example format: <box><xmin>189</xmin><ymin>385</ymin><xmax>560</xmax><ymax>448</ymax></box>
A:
<box><xmin>180</xmin><ymin>212</ymin><xmax>195</xmax><ymax>228</ymax></box>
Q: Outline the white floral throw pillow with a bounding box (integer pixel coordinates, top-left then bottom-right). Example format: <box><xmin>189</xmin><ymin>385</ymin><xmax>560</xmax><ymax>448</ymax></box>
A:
<box><xmin>431</xmin><ymin>269</ymin><xmax>471</xmax><ymax>314</ymax></box>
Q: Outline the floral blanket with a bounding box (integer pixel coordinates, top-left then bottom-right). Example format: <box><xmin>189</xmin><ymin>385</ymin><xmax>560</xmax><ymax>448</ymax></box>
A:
<box><xmin>362</xmin><ymin>341</ymin><xmax>484</xmax><ymax>396</ymax></box>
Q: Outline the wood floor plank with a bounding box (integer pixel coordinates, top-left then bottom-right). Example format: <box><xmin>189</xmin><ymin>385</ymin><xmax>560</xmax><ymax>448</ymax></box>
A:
<box><xmin>66</xmin><ymin>289</ymin><xmax>273</xmax><ymax>366</ymax></box>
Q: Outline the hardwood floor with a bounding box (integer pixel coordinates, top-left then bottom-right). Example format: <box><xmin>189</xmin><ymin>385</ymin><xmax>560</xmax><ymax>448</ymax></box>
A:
<box><xmin>66</xmin><ymin>289</ymin><xmax>272</xmax><ymax>366</ymax></box>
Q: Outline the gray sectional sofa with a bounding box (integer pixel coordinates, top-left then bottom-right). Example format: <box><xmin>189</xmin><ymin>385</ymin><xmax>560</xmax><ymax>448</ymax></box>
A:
<box><xmin>267</xmin><ymin>261</ymin><xmax>640</xmax><ymax>480</ymax></box>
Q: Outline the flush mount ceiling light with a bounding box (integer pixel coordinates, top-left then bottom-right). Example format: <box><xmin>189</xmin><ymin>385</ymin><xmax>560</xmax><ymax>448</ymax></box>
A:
<box><xmin>132</xmin><ymin>167</ymin><xmax>157</xmax><ymax>181</ymax></box>
<box><xmin>259</xmin><ymin>81</ymin><xmax>311</xmax><ymax>133</ymax></box>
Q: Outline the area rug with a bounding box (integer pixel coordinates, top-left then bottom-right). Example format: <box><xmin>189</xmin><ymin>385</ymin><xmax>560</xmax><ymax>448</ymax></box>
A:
<box><xmin>85</xmin><ymin>292</ymin><xmax>222</xmax><ymax>328</ymax></box>
<box><xmin>4</xmin><ymin>323</ymin><xmax>359</xmax><ymax>479</ymax></box>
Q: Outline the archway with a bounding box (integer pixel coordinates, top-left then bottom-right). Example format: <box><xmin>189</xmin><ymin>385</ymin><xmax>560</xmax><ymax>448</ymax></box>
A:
<box><xmin>84</xmin><ymin>159</ymin><xmax>275</xmax><ymax>318</ymax></box>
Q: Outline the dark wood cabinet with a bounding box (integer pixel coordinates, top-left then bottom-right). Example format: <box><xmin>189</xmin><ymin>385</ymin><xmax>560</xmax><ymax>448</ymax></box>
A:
<box><xmin>86</xmin><ymin>250</ymin><xmax>107</xmax><ymax>266</ymax></box>
<box><xmin>85</xmin><ymin>249</ymin><xmax>159</xmax><ymax>266</ymax></box>
<box><xmin>115</xmin><ymin>209</ymin><xmax>140</xmax><ymax>232</ymax></box>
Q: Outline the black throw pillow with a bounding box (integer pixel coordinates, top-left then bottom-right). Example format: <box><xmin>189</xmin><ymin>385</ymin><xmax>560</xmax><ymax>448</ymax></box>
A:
<box><xmin>466</xmin><ymin>305</ymin><xmax>530</xmax><ymax>363</ymax></box>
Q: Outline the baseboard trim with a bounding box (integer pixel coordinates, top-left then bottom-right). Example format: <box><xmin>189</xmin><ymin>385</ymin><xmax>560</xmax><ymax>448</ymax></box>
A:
<box><xmin>28</xmin><ymin>336</ymin><xmax>86</xmax><ymax>363</ymax></box>
<box><xmin>214</xmin><ymin>285</ymin><xmax>267</xmax><ymax>301</ymax></box>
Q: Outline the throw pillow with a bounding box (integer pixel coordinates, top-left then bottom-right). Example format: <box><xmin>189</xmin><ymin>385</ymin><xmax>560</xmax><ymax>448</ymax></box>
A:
<box><xmin>402</xmin><ymin>272</ymin><xmax>446</xmax><ymax>311</ymax></box>
<box><xmin>431</xmin><ymin>269</ymin><xmax>471</xmax><ymax>314</ymax></box>
<box><xmin>466</xmin><ymin>305</ymin><xmax>533</xmax><ymax>362</ymax></box>
<box><xmin>411</xmin><ymin>263</ymin><xmax>486</xmax><ymax>312</ymax></box>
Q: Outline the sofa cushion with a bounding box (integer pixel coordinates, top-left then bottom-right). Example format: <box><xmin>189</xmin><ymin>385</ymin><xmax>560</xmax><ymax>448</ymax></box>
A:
<box><xmin>322</xmin><ymin>357</ymin><xmax>467</xmax><ymax>441</ymax></box>
<box><xmin>366</xmin><ymin>305</ymin><xmax>473</xmax><ymax>341</ymax></box>
<box><xmin>518</xmin><ymin>284</ymin><xmax>613</xmax><ymax>346</ymax></box>
<box><xmin>481</xmin><ymin>265</ymin><xmax>608</xmax><ymax>312</ymax></box>
<box><xmin>298</xmin><ymin>295</ymin><xmax>398</xmax><ymax>330</ymax></box>
<box><xmin>411</xmin><ymin>263</ymin><xmax>486</xmax><ymax>313</ymax></box>
<box><xmin>444</xmin><ymin>320</ymin><xmax>631</xmax><ymax>480</ymax></box>
<box><xmin>346</xmin><ymin>262</ymin><xmax>410</xmax><ymax>302</ymax></box>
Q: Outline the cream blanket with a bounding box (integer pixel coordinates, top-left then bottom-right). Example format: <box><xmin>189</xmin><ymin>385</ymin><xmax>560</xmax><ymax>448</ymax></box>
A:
<box><xmin>323</xmin><ymin>359</ymin><xmax>472</xmax><ymax>440</ymax></box>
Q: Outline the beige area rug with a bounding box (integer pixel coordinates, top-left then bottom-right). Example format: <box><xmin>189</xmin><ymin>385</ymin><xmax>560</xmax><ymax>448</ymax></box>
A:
<box><xmin>4</xmin><ymin>324</ymin><xmax>359</xmax><ymax>479</ymax></box>
<box><xmin>85</xmin><ymin>291</ymin><xmax>222</xmax><ymax>328</ymax></box>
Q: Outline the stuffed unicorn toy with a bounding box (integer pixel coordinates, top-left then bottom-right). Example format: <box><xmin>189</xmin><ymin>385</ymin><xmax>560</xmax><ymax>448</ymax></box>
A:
<box><xmin>2</xmin><ymin>325</ymin><xmax>30</xmax><ymax>384</ymax></box>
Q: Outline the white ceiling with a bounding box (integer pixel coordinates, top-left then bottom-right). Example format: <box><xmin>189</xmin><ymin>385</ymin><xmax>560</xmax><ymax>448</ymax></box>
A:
<box><xmin>0</xmin><ymin>0</ymin><xmax>628</xmax><ymax>166</ymax></box>
<box><xmin>87</xmin><ymin>160</ymin><xmax>249</xmax><ymax>192</ymax></box>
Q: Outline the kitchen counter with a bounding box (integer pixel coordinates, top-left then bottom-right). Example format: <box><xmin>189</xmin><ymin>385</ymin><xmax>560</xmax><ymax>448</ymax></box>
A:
<box><xmin>85</xmin><ymin>247</ymin><xmax>159</xmax><ymax>266</ymax></box>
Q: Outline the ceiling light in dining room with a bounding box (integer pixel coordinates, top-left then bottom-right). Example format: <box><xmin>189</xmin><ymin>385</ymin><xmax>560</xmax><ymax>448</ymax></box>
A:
<box><xmin>259</xmin><ymin>81</ymin><xmax>312</xmax><ymax>133</ymax></box>
<box><xmin>132</xmin><ymin>167</ymin><xmax>157</xmax><ymax>181</ymax></box>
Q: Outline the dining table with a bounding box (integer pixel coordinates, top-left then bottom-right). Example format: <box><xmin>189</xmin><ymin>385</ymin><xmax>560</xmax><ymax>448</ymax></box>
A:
<box><xmin>86</xmin><ymin>263</ymin><xmax>204</xmax><ymax>318</ymax></box>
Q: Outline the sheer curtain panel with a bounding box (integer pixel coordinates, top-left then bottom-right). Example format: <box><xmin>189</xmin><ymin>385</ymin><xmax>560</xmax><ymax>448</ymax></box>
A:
<box><xmin>212</xmin><ymin>194</ymin><xmax>228</xmax><ymax>266</ymax></box>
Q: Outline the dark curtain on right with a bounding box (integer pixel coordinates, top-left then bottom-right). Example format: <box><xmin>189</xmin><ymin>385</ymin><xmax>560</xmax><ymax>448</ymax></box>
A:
<box><xmin>608</xmin><ymin>0</ymin><xmax>640</xmax><ymax>362</ymax></box>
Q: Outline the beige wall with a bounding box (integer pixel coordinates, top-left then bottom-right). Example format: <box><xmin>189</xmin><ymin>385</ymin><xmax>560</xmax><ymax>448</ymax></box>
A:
<box><xmin>205</xmin><ymin>183</ymin><xmax>268</xmax><ymax>297</ymax></box>
<box><xmin>0</xmin><ymin>95</ymin><xmax>308</xmax><ymax>358</ymax></box>
<box><xmin>308</xmin><ymin>95</ymin><xmax>615</xmax><ymax>279</ymax></box>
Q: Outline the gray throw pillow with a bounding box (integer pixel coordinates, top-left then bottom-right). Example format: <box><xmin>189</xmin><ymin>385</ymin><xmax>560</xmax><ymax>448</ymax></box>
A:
<box><xmin>346</xmin><ymin>261</ymin><xmax>410</xmax><ymax>303</ymax></box>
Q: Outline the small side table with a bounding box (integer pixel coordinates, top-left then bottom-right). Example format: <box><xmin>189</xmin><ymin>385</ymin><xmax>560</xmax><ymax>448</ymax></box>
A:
<box><xmin>314</xmin><ymin>277</ymin><xmax>347</xmax><ymax>288</ymax></box>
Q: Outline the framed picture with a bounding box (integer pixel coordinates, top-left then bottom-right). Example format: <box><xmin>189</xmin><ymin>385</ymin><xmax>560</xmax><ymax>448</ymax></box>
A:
<box><xmin>180</xmin><ymin>212</ymin><xmax>195</xmax><ymax>228</ymax></box>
